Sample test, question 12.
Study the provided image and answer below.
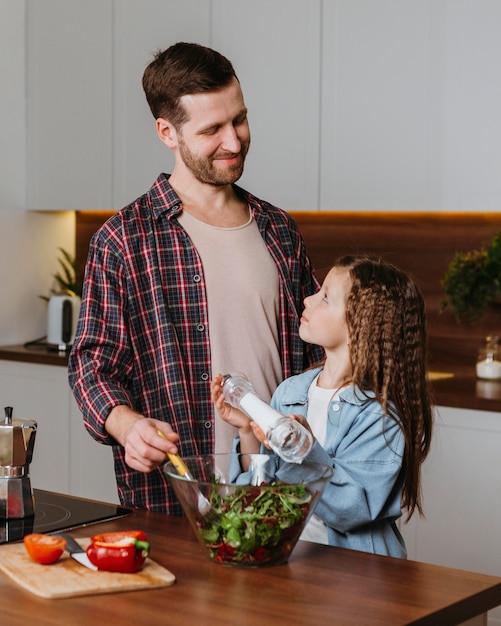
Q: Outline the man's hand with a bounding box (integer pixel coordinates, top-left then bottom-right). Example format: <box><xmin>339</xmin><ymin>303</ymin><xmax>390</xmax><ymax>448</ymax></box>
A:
<box><xmin>105</xmin><ymin>405</ymin><xmax>179</xmax><ymax>473</ymax></box>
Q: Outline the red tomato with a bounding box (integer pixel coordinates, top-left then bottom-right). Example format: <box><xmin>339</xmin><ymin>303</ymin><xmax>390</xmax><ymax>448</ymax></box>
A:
<box><xmin>24</xmin><ymin>533</ymin><xmax>67</xmax><ymax>565</ymax></box>
<box><xmin>86</xmin><ymin>530</ymin><xmax>149</xmax><ymax>573</ymax></box>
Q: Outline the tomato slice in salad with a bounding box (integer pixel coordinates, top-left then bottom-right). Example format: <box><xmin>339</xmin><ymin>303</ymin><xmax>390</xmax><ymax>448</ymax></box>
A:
<box><xmin>23</xmin><ymin>533</ymin><xmax>67</xmax><ymax>564</ymax></box>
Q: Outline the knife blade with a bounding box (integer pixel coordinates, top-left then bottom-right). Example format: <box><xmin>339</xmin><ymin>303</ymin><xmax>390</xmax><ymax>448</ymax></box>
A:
<box><xmin>51</xmin><ymin>533</ymin><xmax>98</xmax><ymax>571</ymax></box>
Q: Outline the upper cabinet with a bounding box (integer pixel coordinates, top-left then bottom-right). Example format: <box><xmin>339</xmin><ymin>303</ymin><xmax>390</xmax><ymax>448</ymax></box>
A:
<box><xmin>211</xmin><ymin>0</ymin><xmax>321</xmax><ymax>212</ymax></box>
<box><xmin>27</xmin><ymin>0</ymin><xmax>114</xmax><ymax>210</ymax></box>
<box><xmin>320</xmin><ymin>1</ymin><xmax>443</xmax><ymax>212</ymax></box>
<box><xmin>26</xmin><ymin>0</ymin><xmax>210</xmax><ymax>210</ymax></box>
<box><xmin>25</xmin><ymin>1</ymin><xmax>501</xmax><ymax>213</ymax></box>
<box><xmin>26</xmin><ymin>0</ymin><xmax>321</xmax><ymax>212</ymax></box>
<box><xmin>111</xmin><ymin>0</ymin><xmax>212</xmax><ymax>210</ymax></box>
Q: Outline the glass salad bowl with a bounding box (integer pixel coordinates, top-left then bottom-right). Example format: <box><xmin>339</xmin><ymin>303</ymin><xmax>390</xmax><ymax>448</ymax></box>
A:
<box><xmin>162</xmin><ymin>453</ymin><xmax>333</xmax><ymax>568</ymax></box>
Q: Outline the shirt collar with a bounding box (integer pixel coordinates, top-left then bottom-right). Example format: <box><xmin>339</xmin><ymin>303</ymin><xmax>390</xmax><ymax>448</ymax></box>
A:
<box><xmin>148</xmin><ymin>173</ymin><xmax>269</xmax><ymax>222</ymax></box>
<box><xmin>149</xmin><ymin>174</ymin><xmax>183</xmax><ymax>221</ymax></box>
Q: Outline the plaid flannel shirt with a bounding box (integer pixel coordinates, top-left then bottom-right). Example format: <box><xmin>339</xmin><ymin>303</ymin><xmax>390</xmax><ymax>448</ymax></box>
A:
<box><xmin>68</xmin><ymin>174</ymin><xmax>323</xmax><ymax>513</ymax></box>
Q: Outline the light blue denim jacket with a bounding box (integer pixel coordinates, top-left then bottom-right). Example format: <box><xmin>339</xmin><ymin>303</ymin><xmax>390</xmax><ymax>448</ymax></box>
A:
<box><xmin>234</xmin><ymin>366</ymin><xmax>407</xmax><ymax>558</ymax></box>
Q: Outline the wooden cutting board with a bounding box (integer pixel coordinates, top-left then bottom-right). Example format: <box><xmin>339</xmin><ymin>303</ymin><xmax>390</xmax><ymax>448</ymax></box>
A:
<box><xmin>0</xmin><ymin>537</ymin><xmax>175</xmax><ymax>599</ymax></box>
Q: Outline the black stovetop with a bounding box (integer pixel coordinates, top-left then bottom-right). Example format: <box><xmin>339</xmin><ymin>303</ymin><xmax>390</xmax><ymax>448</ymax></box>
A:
<box><xmin>0</xmin><ymin>489</ymin><xmax>132</xmax><ymax>544</ymax></box>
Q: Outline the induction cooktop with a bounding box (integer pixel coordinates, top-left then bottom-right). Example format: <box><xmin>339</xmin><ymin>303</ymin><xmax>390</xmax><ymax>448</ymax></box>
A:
<box><xmin>0</xmin><ymin>488</ymin><xmax>132</xmax><ymax>544</ymax></box>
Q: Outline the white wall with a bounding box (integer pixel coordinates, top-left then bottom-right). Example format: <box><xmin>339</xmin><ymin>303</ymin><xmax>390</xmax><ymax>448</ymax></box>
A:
<box><xmin>0</xmin><ymin>1</ymin><xmax>75</xmax><ymax>345</ymax></box>
<box><xmin>2</xmin><ymin>0</ymin><xmax>501</xmax><ymax>345</ymax></box>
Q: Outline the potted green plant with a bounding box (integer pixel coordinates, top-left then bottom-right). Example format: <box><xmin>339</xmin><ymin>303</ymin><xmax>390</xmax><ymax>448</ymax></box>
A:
<box><xmin>440</xmin><ymin>231</ymin><xmax>501</xmax><ymax>322</ymax></box>
<box><xmin>40</xmin><ymin>247</ymin><xmax>83</xmax><ymax>301</ymax></box>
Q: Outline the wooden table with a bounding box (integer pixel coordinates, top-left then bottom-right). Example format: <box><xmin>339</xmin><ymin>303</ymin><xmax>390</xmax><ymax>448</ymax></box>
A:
<box><xmin>1</xmin><ymin>507</ymin><xmax>500</xmax><ymax>626</ymax></box>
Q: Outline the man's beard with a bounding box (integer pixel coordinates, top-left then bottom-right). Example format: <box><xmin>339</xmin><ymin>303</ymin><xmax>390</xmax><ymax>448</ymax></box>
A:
<box><xmin>177</xmin><ymin>134</ymin><xmax>249</xmax><ymax>186</ymax></box>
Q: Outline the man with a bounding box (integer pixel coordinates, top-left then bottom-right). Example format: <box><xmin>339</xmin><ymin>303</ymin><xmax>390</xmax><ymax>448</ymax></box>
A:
<box><xmin>68</xmin><ymin>42</ymin><xmax>323</xmax><ymax>514</ymax></box>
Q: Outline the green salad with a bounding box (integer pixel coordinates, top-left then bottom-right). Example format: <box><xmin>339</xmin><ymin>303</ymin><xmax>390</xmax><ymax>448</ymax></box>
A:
<box><xmin>196</xmin><ymin>482</ymin><xmax>314</xmax><ymax>566</ymax></box>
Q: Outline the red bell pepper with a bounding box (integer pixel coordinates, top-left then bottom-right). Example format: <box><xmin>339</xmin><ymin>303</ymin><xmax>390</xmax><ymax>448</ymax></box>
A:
<box><xmin>86</xmin><ymin>530</ymin><xmax>150</xmax><ymax>573</ymax></box>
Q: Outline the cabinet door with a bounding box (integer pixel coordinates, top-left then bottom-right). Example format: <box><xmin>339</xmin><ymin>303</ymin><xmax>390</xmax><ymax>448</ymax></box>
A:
<box><xmin>0</xmin><ymin>361</ymin><xmax>118</xmax><ymax>503</ymax></box>
<box><xmin>212</xmin><ymin>0</ymin><xmax>321</xmax><ymax>212</ymax></box>
<box><xmin>27</xmin><ymin>0</ymin><xmax>113</xmax><ymax>209</ymax></box>
<box><xmin>68</xmin><ymin>394</ymin><xmax>118</xmax><ymax>504</ymax></box>
<box><xmin>26</xmin><ymin>0</ymin><xmax>322</xmax><ymax>212</ymax></box>
<box><xmin>320</xmin><ymin>1</ymin><xmax>442</xmax><ymax>212</ymax></box>
<box><xmin>400</xmin><ymin>405</ymin><xmax>501</xmax><ymax>625</ymax></box>
<box><xmin>112</xmin><ymin>0</ymin><xmax>211</xmax><ymax>209</ymax></box>
<box><xmin>0</xmin><ymin>362</ymin><xmax>70</xmax><ymax>493</ymax></box>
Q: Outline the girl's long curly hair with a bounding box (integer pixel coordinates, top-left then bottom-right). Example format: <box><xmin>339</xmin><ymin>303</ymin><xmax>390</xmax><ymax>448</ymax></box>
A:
<box><xmin>337</xmin><ymin>255</ymin><xmax>433</xmax><ymax>519</ymax></box>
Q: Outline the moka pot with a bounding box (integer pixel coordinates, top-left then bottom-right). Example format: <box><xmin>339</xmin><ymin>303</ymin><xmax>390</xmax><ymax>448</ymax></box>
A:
<box><xmin>0</xmin><ymin>407</ymin><xmax>37</xmax><ymax>518</ymax></box>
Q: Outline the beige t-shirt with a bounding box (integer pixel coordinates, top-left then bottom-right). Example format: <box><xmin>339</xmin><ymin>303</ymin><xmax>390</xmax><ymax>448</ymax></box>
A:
<box><xmin>178</xmin><ymin>210</ymin><xmax>283</xmax><ymax>453</ymax></box>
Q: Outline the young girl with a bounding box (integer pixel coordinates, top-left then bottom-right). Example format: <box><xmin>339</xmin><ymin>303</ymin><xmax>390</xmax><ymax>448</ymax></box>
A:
<box><xmin>211</xmin><ymin>255</ymin><xmax>433</xmax><ymax>558</ymax></box>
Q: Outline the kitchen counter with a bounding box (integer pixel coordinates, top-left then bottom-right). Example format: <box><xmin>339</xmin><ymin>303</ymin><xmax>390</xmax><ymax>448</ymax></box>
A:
<box><xmin>0</xmin><ymin>343</ymin><xmax>69</xmax><ymax>367</ymax></box>
<box><xmin>427</xmin><ymin>335</ymin><xmax>501</xmax><ymax>412</ymax></box>
<box><xmin>2</xmin><ymin>336</ymin><xmax>501</xmax><ymax>413</ymax></box>
<box><xmin>0</xmin><ymin>501</ymin><xmax>500</xmax><ymax>626</ymax></box>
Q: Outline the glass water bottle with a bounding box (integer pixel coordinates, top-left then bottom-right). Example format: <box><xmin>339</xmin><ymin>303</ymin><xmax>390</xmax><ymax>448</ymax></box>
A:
<box><xmin>222</xmin><ymin>374</ymin><xmax>313</xmax><ymax>464</ymax></box>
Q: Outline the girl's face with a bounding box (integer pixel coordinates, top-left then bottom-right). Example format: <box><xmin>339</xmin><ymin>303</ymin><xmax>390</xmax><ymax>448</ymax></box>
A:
<box><xmin>299</xmin><ymin>267</ymin><xmax>351</xmax><ymax>351</ymax></box>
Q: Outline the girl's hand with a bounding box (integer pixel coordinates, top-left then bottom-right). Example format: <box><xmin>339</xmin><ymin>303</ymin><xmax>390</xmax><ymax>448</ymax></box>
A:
<box><xmin>250</xmin><ymin>415</ymin><xmax>314</xmax><ymax>450</ymax></box>
<box><xmin>210</xmin><ymin>374</ymin><xmax>252</xmax><ymax>431</ymax></box>
<box><xmin>249</xmin><ymin>421</ymin><xmax>268</xmax><ymax>446</ymax></box>
<box><xmin>289</xmin><ymin>413</ymin><xmax>314</xmax><ymax>437</ymax></box>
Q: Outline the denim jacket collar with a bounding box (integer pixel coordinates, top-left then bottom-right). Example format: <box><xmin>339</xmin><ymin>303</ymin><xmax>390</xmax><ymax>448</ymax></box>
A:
<box><xmin>277</xmin><ymin>366</ymin><xmax>376</xmax><ymax>407</ymax></box>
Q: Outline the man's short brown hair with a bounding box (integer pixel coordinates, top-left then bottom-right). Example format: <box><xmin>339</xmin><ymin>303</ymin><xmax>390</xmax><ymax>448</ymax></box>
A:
<box><xmin>142</xmin><ymin>42</ymin><xmax>238</xmax><ymax>128</ymax></box>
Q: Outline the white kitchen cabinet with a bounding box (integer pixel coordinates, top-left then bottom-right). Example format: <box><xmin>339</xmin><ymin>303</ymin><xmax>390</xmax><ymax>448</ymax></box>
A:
<box><xmin>26</xmin><ymin>0</ymin><xmax>323</xmax><ymax>212</ymax></box>
<box><xmin>107</xmin><ymin>0</ymin><xmax>323</xmax><ymax>211</ymax></box>
<box><xmin>26</xmin><ymin>0</ymin><xmax>114</xmax><ymax>210</ymax></box>
<box><xmin>112</xmin><ymin>0</ymin><xmax>212</xmax><ymax>209</ymax></box>
<box><xmin>401</xmin><ymin>405</ymin><xmax>501</xmax><ymax>626</ymax></box>
<box><xmin>211</xmin><ymin>0</ymin><xmax>322</xmax><ymax>212</ymax></box>
<box><xmin>26</xmin><ymin>0</ymin><xmax>215</xmax><ymax>211</ymax></box>
<box><xmin>0</xmin><ymin>360</ymin><xmax>118</xmax><ymax>504</ymax></box>
<box><xmin>21</xmin><ymin>1</ymin><xmax>501</xmax><ymax>215</ymax></box>
<box><xmin>319</xmin><ymin>0</ymin><xmax>443</xmax><ymax>212</ymax></box>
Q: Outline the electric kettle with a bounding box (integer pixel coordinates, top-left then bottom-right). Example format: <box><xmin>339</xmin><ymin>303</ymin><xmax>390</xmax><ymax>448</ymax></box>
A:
<box><xmin>47</xmin><ymin>294</ymin><xmax>81</xmax><ymax>350</ymax></box>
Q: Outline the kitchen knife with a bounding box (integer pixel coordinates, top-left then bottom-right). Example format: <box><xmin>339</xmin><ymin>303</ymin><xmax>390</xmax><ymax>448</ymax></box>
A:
<box><xmin>51</xmin><ymin>533</ymin><xmax>98</xmax><ymax>571</ymax></box>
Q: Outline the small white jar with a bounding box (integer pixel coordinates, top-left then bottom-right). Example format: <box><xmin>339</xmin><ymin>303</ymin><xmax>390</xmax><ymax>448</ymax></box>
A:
<box><xmin>476</xmin><ymin>335</ymin><xmax>501</xmax><ymax>380</ymax></box>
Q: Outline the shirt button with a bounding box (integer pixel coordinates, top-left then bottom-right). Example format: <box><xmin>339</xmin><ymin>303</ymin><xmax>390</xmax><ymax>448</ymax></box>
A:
<box><xmin>201</xmin><ymin>373</ymin><xmax>209</xmax><ymax>381</ymax></box>
<box><xmin>193</xmin><ymin>274</ymin><xmax>201</xmax><ymax>282</ymax></box>
<box><xmin>332</xmin><ymin>403</ymin><xmax>340</xmax><ymax>411</ymax></box>
<box><xmin>204</xmin><ymin>421</ymin><xmax>212</xmax><ymax>429</ymax></box>
<box><xmin>197</xmin><ymin>323</ymin><xmax>205</xmax><ymax>332</ymax></box>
